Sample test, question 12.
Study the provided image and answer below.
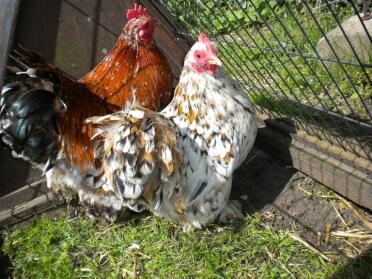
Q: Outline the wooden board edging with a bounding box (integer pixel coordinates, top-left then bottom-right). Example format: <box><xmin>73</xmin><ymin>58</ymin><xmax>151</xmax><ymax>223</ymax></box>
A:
<box><xmin>0</xmin><ymin>179</ymin><xmax>65</xmax><ymax>227</ymax></box>
<box><xmin>256</xmin><ymin>116</ymin><xmax>372</xmax><ymax>210</ymax></box>
<box><xmin>0</xmin><ymin>190</ymin><xmax>63</xmax><ymax>227</ymax></box>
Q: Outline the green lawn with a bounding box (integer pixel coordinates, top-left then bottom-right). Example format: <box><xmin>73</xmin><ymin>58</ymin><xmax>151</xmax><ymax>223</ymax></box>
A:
<box><xmin>2</xmin><ymin>211</ymin><xmax>370</xmax><ymax>278</ymax></box>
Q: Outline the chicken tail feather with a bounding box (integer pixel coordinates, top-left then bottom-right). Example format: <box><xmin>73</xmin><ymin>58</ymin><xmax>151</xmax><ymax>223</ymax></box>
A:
<box><xmin>0</xmin><ymin>48</ymin><xmax>63</xmax><ymax>170</ymax></box>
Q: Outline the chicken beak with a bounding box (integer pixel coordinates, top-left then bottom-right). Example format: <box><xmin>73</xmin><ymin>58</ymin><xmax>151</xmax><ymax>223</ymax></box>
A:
<box><xmin>208</xmin><ymin>56</ymin><xmax>222</xmax><ymax>67</ymax></box>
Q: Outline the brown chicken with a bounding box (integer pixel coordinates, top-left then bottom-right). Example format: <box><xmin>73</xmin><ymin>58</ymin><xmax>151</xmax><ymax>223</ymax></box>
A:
<box><xmin>68</xmin><ymin>4</ymin><xmax>172</xmax><ymax>170</ymax></box>
<box><xmin>0</xmin><ymin>5</ymin><xmax>172</xmax><ymax>210</ymax></box>
<box><xmin>80</xmin><ymin>4</ymin><xmax>172</xmax><ymax>109</ymax></box>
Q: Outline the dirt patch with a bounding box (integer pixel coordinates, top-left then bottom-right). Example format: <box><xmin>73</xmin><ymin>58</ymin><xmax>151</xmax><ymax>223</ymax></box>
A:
<box><xmin>233</xmin><ymin>147</ymin><xmax>372</xmax><ymax>260</ymax></box>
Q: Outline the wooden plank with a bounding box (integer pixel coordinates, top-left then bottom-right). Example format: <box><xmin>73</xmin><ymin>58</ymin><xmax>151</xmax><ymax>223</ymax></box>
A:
<box><xmin>291</xmin><ymin>141</ymin><xmax>371</xmax><ymax>209</ymax></box>
<box><xmin>0</xmin><ymin>179</ymin><xmax>59</xmax><ymax>226</ymax></box>
<box><xmin>0</xmin><ymin>0</ymin><xmax>20</xmax><ymax>89</ymax></box>
<box><xmin>255</xmin><ymin>120</ymin><xmax>372</xmax><ymax>210</ymax></box>
<box><xmin>259</xmin><ymin>114</ymin><xmax>372</xmax><ymax>174</ymax></box>
<box><xmin>0</xmin><ymin>192</ymin><xmax>63</xmax><ymax>227</ymax></box>
<box><xmin>0</xmin><ymin>179</ymin><xmax>47</xmax><ymax>213</ymax></box>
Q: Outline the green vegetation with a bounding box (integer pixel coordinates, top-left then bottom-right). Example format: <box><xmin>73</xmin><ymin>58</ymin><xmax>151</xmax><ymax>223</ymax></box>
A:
<box><xmin>161</xmin><ymin>0</ymin><xmax>286</xmax><ymax>35</ymax></box>
<box><xmin>0</xmin><ymin>213</ymin><xmax>355</xmax><ymax>278</ymax></box>
<box><xmin>161</xmin><ymin>0</ymin><xmax>371</xmax><ymax>122</ymax></box>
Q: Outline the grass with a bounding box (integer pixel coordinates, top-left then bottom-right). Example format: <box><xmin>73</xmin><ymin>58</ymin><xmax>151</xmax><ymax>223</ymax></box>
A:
<box><xmin>2</xmin><ymin>211</ymin><xmax>371</xmax><ymax>278</ymax></box>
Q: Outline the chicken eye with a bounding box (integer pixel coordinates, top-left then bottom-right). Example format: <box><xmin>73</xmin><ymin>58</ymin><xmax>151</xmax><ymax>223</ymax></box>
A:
<box><xmin>194</xmin><ymin>51</ymin><xmax>204</xmax><ymax>61</ymax></box>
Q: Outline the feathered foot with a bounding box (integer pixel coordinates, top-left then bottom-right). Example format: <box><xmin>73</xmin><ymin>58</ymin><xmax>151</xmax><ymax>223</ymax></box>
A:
<box><xmin>218</xmin><ymin>200</ymin><xmax>243</xmax><ymax>223</ymax></box>
<box><xmin>79</xmin><ymin>187</ymin><xmax>123</xmax><ymax>223</ymax></box>
<box><xmin>182</xmin><ymin>223</ymin><xmax>196</xmax><ymax>233</ymax></box>
<box><xmin>85</xmin><ymin>205</ymin><xmax>119</xmax><ymax>223</ymax></box>
<box><xmin>46</xmin><ymin>178</ymin><xmax>77</xmax><ymax>204</ymax></box>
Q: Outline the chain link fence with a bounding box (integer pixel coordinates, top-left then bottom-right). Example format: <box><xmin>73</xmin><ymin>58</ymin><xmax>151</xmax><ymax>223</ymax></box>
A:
<box><xmin>159</xmin><ymin>0</ymin><xmax>372</xmax><ymax>161</ymax></box>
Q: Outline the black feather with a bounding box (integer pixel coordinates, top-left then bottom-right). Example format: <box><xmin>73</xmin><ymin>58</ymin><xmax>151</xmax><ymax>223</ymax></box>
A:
<box><xmin>0</xmin><ymin>50</ymin><xmax>62</xmax><ymax>170</ymax></box>
<box><xmin>189</xmin><ymin>182</ymin><xmax>208</xmax><ymax>203</ymax></box>
<box><xmin>113</xmin><ymin>170</ymin><xmax>125</xmax><ymax>198</ymax></box>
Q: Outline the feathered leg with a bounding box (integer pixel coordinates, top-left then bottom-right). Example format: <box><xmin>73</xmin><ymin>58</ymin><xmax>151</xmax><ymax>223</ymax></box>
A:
<box><xmin>78</xmin><ymin>187</ymin><xmax>124</xmax><ymax>223</ymax></box>
<box><xmin>217</xmin><ymin>200</ymin><xmax>243</xmax><ymax>223</ymax></box>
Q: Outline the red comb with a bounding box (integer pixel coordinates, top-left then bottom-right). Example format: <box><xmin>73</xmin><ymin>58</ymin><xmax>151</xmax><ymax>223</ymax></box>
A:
<box><xmin>198</xmin><ymin>33</ymin><xmax>210</xmax><ymax>44</ymax></box>
<box><xmin>127</xmin><ymin>4</ymin><xmax>149</xmax><ymax>20</ymax></box>
<box><xmin>198</xmin><ymin>33</ymin><xmax>216</xmax><ymax>55</ymax></box>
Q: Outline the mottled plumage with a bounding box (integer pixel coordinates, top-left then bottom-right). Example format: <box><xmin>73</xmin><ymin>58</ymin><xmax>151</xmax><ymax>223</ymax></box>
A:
<box><xmin>87</xmin><ymin>34</ymin><xmax>257</xmax><ymax>229</ymax></box>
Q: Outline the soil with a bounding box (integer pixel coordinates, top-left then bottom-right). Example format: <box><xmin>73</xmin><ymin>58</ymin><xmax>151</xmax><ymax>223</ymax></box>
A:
<box><xmin>233</xmin><ymin>147</ymin><xmax>372</xmax><ymax>260</ymax></box>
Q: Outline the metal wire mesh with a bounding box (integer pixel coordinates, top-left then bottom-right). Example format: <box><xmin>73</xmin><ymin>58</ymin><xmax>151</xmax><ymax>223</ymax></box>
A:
<box><xmin>159</xmin><ymin>0</ymin><xmax>372</xmax><ymax>161</ymax></box>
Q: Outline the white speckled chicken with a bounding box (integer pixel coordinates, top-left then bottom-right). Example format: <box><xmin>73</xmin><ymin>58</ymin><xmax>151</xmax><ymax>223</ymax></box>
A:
<box><xmin>87</xmin><ymin>33</ymin><xmax>257</xmax><ymax>229</ymax></box>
